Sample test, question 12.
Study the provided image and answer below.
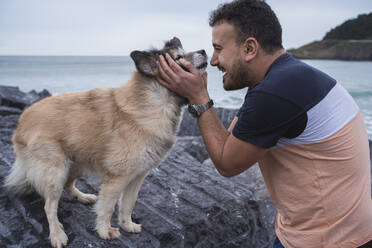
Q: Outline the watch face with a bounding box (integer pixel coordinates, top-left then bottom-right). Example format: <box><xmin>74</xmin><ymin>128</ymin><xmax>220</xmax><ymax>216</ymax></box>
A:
<box><xmin>187</xmin><ymin>104</ymin><xmax>198</xmax><ymax>117</ymax></box>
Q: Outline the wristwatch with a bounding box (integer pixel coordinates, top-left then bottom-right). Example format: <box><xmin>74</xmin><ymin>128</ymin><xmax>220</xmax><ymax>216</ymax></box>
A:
<box><xmin>187</xmin><ymin>99</ymin><xmax>214</xmax><ymax>118</ymax></box>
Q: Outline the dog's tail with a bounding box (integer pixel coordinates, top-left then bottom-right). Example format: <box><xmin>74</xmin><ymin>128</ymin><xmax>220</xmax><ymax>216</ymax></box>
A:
<box><xmin>4</xmin><ymin>157</ymin><xmax>33</xmax><ymax>195</ymax></box>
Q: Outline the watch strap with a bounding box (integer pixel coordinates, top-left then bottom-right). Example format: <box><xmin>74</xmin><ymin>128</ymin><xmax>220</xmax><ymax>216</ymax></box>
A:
<box><xmin>188</xmin><ymin>99</ymin><xmax>214</xmax><ymax>118</ymax></box>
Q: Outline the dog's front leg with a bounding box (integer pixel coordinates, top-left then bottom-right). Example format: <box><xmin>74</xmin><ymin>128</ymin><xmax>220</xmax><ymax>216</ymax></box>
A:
<box><xmin>95</xmin><ymin>176</ymin><xmax>128</xmax><ymax>240</ymax></box>
<box><xmin>118</xmin><ymin>170</ymin><xmax>149</xmax><ymax>233</ymax></box>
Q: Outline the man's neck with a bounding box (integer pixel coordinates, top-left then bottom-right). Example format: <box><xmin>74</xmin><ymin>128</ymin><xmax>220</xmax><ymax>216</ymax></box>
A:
<box><xmin>249</xmin><ymin>48</ymin><xmax>286</xmax><ymax>88</ymax></box>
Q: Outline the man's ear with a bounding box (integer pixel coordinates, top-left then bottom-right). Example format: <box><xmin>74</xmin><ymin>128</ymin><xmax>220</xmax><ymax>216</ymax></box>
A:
<box><xmin>130</xmin><ymin>50</ymin><xmax>158</xmax><ymax>76</ymax></box>
<box><xmin>242</xmin><ymin>37</ymin><xmax>259</xmax><ymax>62</ymax></box>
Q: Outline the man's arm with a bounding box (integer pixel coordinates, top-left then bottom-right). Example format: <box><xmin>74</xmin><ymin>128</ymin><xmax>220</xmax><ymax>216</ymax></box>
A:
<box><xmin>197</xmin><ymin>107</ymin><xmax>266</xmax><ymax>177</ymax></box>
<box><xmin>157</xmin><ymin>54</ymin><xmax>267</xmax><ymax>177</ymax></box>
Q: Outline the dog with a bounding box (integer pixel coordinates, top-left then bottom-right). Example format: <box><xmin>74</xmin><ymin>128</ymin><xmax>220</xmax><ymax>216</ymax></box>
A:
<box><xmin>4</xmin><ymin>37</ymin><xmax>207</xmax><ymax>248</ymax></box>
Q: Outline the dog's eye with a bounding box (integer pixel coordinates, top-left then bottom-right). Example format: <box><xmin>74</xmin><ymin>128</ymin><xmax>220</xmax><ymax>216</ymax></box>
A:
<box><xmin>175</xmin><ymin>55</ymin><xmax>183</xmax><ymax>60</ymax></box>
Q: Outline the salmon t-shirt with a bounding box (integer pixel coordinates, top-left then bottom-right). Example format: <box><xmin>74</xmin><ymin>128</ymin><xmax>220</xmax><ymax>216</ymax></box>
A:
<box><xmin>233</xmin><ymin>53</ymin><xmax>372</xmax><ymax>248</ymax></box>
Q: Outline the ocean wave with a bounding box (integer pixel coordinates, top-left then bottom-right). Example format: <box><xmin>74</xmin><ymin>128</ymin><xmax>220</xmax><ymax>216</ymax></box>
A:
<box><xmin>349</xmin><ymin>91</ymin><xmax>372</xmax><ymax>99</ymax></box>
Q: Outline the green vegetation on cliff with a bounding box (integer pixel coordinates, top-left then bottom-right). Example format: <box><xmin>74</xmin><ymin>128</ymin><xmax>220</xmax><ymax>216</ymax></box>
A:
<box><xmin>288</xmin><ymin>40</ymin><xmax>372</xmax><ymax>61</ymax></box>
<box><xmin>323</xmin><ymin>13</ymin><xmax>372</xmax><ymax>40</ymax></box>
<box><xmin>288</xmin><ymin>13</ymin><xmax>372</xmax><ymax>61</ymax></box>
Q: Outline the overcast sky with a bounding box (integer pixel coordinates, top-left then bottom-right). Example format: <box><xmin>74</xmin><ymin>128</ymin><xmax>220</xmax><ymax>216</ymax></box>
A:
<box><xmin>1</xmin><ymin>0</ymin><xmax>371</xmax><ymax>56</ymax></box>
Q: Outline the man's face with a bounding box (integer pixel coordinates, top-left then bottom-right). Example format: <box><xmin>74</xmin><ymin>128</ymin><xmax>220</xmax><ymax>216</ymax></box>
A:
<box><xmin>210</xmin><ymin>22</ymin><xmax>250</xmax><ymax>91</ymax></box>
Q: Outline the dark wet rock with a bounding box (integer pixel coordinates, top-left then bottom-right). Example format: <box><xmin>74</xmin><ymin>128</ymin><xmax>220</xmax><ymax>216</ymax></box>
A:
<box><xmin>177</xmin><ymin>107</ymin><xmax>238</xmax><ymax>137</ymax></box>
<box><xmin>29</xmin><ymin>89</ymin><xmax>52</xmax><ymax>100</ymax></box>
<box><xmin>175</xmin><ymin>136</ymin><xmax>209</xmax><ymax>164</ymax></box>
<box><xmin>0</xmin><ymin>105</ymin><xmax>23</xmax><ymax>116</ymax></box>
<box><xmin>0</xmin><ymin>85</ymin><xmax>51</xmax><ymax>110</ymax></box>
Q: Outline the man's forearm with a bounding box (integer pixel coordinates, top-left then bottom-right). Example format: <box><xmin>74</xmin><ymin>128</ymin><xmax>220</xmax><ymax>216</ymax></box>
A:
<box><xmin>197</xmin><ymin>107</ymin><xmax>230</xmax><ymax>175</ymax></box>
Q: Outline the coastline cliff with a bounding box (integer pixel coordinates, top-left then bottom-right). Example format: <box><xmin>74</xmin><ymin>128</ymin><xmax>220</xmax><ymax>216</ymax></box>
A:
<box><xmin>288</xmin><ymin>13</ymin><xmax>372</xmax><ymax>61</ymax></box>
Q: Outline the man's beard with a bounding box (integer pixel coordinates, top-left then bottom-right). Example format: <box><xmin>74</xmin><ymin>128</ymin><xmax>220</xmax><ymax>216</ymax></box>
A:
<box><xmin>223</xmin><ymin>59</ymin><xmax>251</xmax><ymax>91</ymax></box>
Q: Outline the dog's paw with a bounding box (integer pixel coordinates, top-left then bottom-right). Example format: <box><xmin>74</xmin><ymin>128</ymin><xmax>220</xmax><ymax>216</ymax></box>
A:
<box><xmin>78</xmin><ymin>193</ymin><xmax>97</xmax><ymax>204</ymax></box>
<box><xmin>120</xmin><ymin>221</ymin><xmax>142</xmax><ymax>233</ymax></box>
<box><xmin>97</xmin><ymin>226</ymin><xmax>121</xmax><ymax>240</ymax></box>
<box><xmin>50</xmin><ymin>230</ymin><xmax>68</xmax><ymax>248</ymax></box>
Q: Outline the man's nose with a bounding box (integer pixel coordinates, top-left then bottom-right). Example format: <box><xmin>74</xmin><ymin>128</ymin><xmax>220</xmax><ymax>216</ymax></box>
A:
<box><xmin>210</xmin><ymin>52</ymin><xmax>218</xmax><ymax>66</ymax></box>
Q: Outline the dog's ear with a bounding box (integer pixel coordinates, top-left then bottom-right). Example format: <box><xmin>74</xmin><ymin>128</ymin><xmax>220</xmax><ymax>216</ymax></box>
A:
<box><xmin>130</xmin><ymin>51</ymin><xmax>158</xmax><ymax>77</ymax></box>
<box><xmin>164</xmin><ymin>37</ymin><xmax>183</xmax><ymax>49</ymax></box>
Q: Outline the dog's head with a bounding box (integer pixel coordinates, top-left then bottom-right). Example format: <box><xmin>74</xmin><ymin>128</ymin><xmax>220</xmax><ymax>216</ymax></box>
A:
<box><xmin>130</xmin><ymin>37</ymin><xmax>208</xmax><ymax>77</ymax></box>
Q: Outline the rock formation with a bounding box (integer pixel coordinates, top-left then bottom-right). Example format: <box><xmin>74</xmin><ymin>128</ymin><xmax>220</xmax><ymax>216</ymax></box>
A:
<box><xmin>1</xmin><ymin>86</ymin><xmax>371</xmax><ymax>247</ymax></box>
<box><xmin>0</xmin><ymin>86</ymin><xmax>276</xmax><ymax>247</ymax></box>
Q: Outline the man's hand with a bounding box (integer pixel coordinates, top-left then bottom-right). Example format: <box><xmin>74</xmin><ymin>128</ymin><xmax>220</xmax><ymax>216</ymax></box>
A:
<box><xmin>157</xmin><ymin>55</ymin><xmax>265</xmax><ymax>177</ymax></box>
<box><xmin>157</xmin><ymin>53</ymin><xmax>210</xmax><ymax>105</ymax></box>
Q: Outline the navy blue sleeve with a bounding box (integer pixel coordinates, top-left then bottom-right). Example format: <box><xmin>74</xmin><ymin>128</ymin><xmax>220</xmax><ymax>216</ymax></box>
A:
<box><xmin>232</xmin><ymin>90</ymin><xmax>305</xmax><ymax>149</ymax></box>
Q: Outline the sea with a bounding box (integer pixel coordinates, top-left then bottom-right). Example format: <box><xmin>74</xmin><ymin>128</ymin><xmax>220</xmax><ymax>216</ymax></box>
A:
<box><xmin>0</xmin><ymin>55</ymin><xmax>371</xmax><ymax>139</ymax></box>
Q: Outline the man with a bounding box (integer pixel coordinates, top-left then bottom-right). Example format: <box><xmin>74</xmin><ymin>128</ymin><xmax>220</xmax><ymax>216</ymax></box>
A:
<box><xmin>157</xmin><ymin>0</ymin><xmax>372</xmax><ymax>247</ymax></box>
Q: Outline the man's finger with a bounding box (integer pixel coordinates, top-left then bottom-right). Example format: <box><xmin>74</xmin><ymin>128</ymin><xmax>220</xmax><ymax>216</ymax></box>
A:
<box><xmin>179</xmin><ymin>58</ymin><xmax>199</xmax><ymax>75</ymax></box>
<box><xmin>202</xmin><ymin>72</ymin><xmax>208</xmax><ymax>84</ymax></box>
<box><xmin>165</xmin><ymin>53</ymin><xmax>186</xmax><ymax>75</ymax></box>
<box><xmin>157</xmin><ymin>60</ymin><xmax>173</xmax><ymax>83</ymax></box>
<box><xmin>156</xmin><ymin>76</ymin><xmax>172</xmax><ymax>90</ymax></box>
<box><xmin>158</xmin><ymin>55</ymin><xmax>179</xmax><ymax>82</ymax></box>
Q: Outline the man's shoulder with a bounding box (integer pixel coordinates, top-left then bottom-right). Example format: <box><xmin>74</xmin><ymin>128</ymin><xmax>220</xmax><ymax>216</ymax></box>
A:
<box><xmin>262</xmin><ymin>54</ymin><xmax>325</xmax><ymax>88</ymax></box>
<box><xmin>252</xmin><ymin>54</ymin><xmax>336</xmax><ymax>110</ymax></box>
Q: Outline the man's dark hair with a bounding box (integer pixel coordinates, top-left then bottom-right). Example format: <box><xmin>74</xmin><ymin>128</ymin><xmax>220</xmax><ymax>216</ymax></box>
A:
<box><xmin>209</xmin><ymin>0</ymin><xmax>283</xmax><ymax>53</ymax></box>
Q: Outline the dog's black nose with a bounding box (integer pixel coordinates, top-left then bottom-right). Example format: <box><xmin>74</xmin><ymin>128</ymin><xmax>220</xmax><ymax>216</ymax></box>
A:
<box><xmin>197</xmin><ymin>50</ymin><xmax>206</xmax><ymax>56</ymax></box>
